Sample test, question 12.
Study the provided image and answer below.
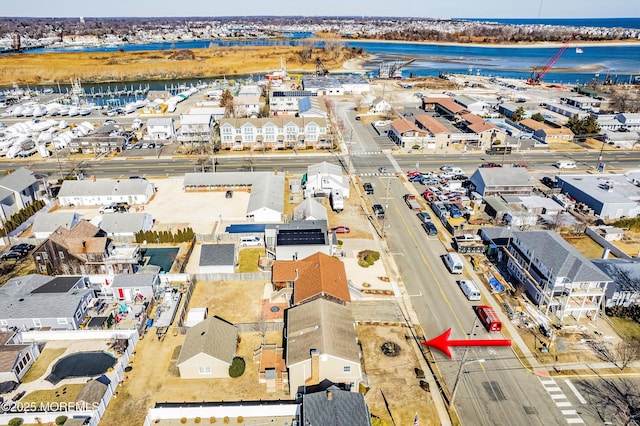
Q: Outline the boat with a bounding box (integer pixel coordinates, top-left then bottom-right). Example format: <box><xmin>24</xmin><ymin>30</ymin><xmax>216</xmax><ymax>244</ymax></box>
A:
<box><xmin>576</xmin><ymin>48</ymin><xmax>584</xmax><ymax>54</ymax></box>
<box><xmin>58</xmin><ymin>106</ymin><xmax>70</xmax><ymax>116</ymax></box>
<box><xmin>68</xmin><ymin>106</ymin><xmax>79</xmax><ymax>117</ymax></box>
<box><xmin>78</xmin><ymin>106</ymin><xmax>93</xmax><ymax>116</ymax></box>
<box><xmin>11</xmin><ymin>106</ymin><xmax>24</xmax><ymax>117</ymax></box>
<box><xmin>124</xmin><ymin>102</ymin><xmax>136</xmax><ymax>114</ymax></box>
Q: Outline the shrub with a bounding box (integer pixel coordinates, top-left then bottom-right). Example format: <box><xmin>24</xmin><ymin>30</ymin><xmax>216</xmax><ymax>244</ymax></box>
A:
<box><xmin>237</xmin><ymin>417</ymin><xmax>244</xmax><ymax>423</ymax></box>
<box><xmin>180</xmin><ymin>418</ymin><xmax>187</xmax><ymax>424</ymax></box>
<box><xmin>8</xmin><ymin>419</ymin><xmax>23</xmax><ymax>426</ymax></box>
<box><xmin>55</xmin><ymin>416</ymin><xmax>68</xmax><ymax>426</ymax></box>
<box><xmin>365</xmin><ymin>254</ymin><xmax>375</xmax><ymax>265</ymax></box>
<box><xmin>229</xmin><ymin>357</ymin><xmax>246</xmax><ymax>378</ymax></box>
<box><xmin>357</xmin><ymin>259</ymin><xmax>370</xmax><ymax>268</ymax></box>
<box><xmin>195</xmin><ymin>417</ymin><xmax>201</xmax><ymax>423</ymax></box>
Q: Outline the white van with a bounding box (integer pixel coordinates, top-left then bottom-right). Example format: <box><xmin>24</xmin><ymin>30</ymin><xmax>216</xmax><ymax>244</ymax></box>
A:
<box><xmin>239</xmin><ymin>236</ymin><xmax>263</xmax><ymax>247</ymax></box>
<box><xmin>457</xmin><ymin>280</ymin><xmax>481</xmax><ymax>301</ymax></box>
<box><xmin>555</xmin><ymin>161</ymin><xmax>576</xmax><ymax>169</ymax></box>
<box><xmin>444</xmin><ymin>252</ymin><xmax>464</xmax><ymax>274</ymax></box>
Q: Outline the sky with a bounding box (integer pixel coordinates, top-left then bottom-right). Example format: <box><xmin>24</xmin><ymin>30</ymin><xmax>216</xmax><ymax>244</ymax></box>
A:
<box><xmin>3</xmin><ymin>0</ymin><xmax>638</xmax><ymax>19</ymax></box>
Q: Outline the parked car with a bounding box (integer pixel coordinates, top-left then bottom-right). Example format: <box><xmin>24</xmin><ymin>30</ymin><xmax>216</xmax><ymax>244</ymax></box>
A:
<box><xmin>11</xmin><ymin>243</ymin><xmax>35</xmax><ymax>252</ymax></box>
<box><xmin>372</xmin><ymin>204</ymin><xmax>385</xmax><ymax>218</ymax></box>
<box><xmin>331</xmin><ymin>226</ymin><xmax>351</xmax><ymax>234</ymax></box>
<box><xmin>541</xmin><ymin>176</ymin><xmax>558</xmax><ymax>188</ymax></box>
<box><xmin>416</xmin><ymin>211</ymin><xmax>431</xmax><ymax>223</ymax></box>
<box><xmin>480</xmin><ymin>162</ymin><xmax>502</xmax><ymax>168</ymax></box>
<box><xmin>1</xmin><ymin>251</ymin><xmax>25</xmax><ymax>261</ymax></box>
<box><xmin>439</xmin><ymin>165</ymin><xmax>453</xmax><ymax>171</ymax></box>
<box><xmin>363</xmin><ymin>182</ymin><xmax>374</xmax><ymax>195</ymax></box>
<box><xmin>421</xmin><ymin>222</ymin><xmax>438</xmax><ymax>235</ymax></box>
<box><xmin>513</xmin><ymin>162</ymin><xmax>528</xmax><ymax>168</ymax></box>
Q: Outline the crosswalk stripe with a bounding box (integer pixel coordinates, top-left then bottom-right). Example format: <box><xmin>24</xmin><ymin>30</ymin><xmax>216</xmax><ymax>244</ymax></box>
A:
<box><xmin>545</xmin><ymin>386</ymin><xmax>562</xmax><ymax>393</ymax></box>
<box><xmin>561</xmin><ymin>410</ymin><xmax>579</xmax><ymax>416</ymax></box>
<box><xmin>566</xmin><ymin>418</ymin><xmax>584</xmax><ymax>424</ymax></box>
<box><xmin>556</xmin><ymin>402</ymin><xmax>572</xmax><ymax>407</ymax></box>
<box><xmin>550</xmin><ymin>393</ymin><xmax>567</xmax><ymax>400</ymax></box>
<box><xmin>540</xmin><ymin>379</ymin><xmax>556</xmax><ymax>385</ymax></box>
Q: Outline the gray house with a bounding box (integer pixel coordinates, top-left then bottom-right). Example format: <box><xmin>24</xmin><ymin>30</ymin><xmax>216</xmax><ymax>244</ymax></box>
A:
<box><xmin>0</xmin><ymin>275</ymin><xmax>93</xmax><ymax>331</ymax></box>
<box><xmin>506</xmin><ymin>230</ymin><xmax>612</xmax><ymax>320</ymax></box>
<box><xmin>302</xmin><ymin>385</ymin><xmax>372</xmax><ymax>426</ymax></box>
<box><xmin>176</xmin><ymin>316</ymin><xmax>238</xmax><ymax>379</ymax></box>
<box><xmin>0</xmin><ymin>331</ymin><xmax>41</xmax><ymax>388</ymax></box>
<box><xmin>97</xmin><ymin>212</ymin><xmax>154</xmax><ymax>237</ymax></box>
<box><xmin>592</xmin><ymin>259</ymin><xmax>640</xmax><ymax>308</ymax></box>
<box><xmin>265</xmin><ymin>220</ymin><xmax>335</xmax><ymax>260</ymax></box>
<box><xmin>32</xmin><ymin>212</ymin><xmax>83</xmax><ymax>239</ymax></box>
<box><xmin>470</xmin><ymin>168</ymin><xmax>535</xmax><ymax>197</ymax></box>
<box><xmin>0</xmin><ymin>167</ymin><xmax>46</xmax><ymax>221</ymax></box>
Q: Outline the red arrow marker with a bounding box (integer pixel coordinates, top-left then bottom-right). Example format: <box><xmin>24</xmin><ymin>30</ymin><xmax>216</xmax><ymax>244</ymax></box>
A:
<box><xmin>422</xmin><ymin>328</ymin><xmax>512</xmax><ymax>358</ymax></box>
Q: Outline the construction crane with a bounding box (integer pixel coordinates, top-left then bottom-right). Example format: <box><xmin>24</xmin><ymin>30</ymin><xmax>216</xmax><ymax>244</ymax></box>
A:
<box><xmin>315</xmin><ymin>58</ymin><xmax>329</xmax><ymax>77</ymax></box>
<box><xmin>527</xmin><ymin>35</ymin><xmax>575</xmax><ymax>85</ymax></box>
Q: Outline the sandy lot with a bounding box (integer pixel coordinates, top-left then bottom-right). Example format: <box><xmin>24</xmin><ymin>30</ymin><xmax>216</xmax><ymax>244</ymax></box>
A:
<box><xmin>357</xmin><ymin>325</ymin><xmax>439</xmax><ymax>425</ymax></box>
<box><xmin>188</xmin><ymin>279</ymin><xmax>266</xmax><ymax>324</ymax></box>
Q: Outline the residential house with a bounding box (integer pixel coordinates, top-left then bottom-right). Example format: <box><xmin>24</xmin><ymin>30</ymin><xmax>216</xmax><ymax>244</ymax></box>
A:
<box><xmin>32</xmin><ymin>220</ymin><xmax>141</xmax><ymax>275</ymax></box>
<box><xmin>269</xmin><ymin>91</ymin><xmax>317</xmax><ymax>115</ymax></box>
<box><xmin>563</xmin><ymin>96</ymin><xmax>602</xmax><ymax>113</ymax></box>
<box><xmin>57</xmin><ymin>178</ymin><xmax>155</xmax><ymax>207</ymax></box>
<box><xmin>111</xmin><ymin>273</ymin><xmax>158</xmax><ymax>303</ymax></box>
<box><xmin>32</xmin><ymin>212</ymin><xmax>83</xmax><ymax>239</ymax></box>
<box><xmin>592</xmin><ymin>259</ymin><xmax>640</xmax><ymax>307</ymax></box>
<box><xmin>297</xmin><ymin>97</ymin><xmax>328</xmax><ymax>119</ymax></box>
<box><xmin>285</xmin><ymin>298</ymin><xmax>361</xmax><ymax>393</ymax></box>
<box><xmin>265</xmin><ymin>220</ymin><xmax>334</xmax><ymax>260</ymax></box>
<box><xmin>0</xmin><ymin>167</ymin><xmax>47</xmax><ymax>222</ymax></box>
<box><xmin>0</xmin><ymin>274</ymin><xmax>94</xmax><ymax>331</ymax></box>
<box><xmin>95</xmin><ymin>213</ymin><xmax>154</xmax><ymax>238</ymax></box>
<box><xmin>75</xmin><ymin>377</ymin><xmax>109</xmax><ymax>407</ymax></box>
<box><xmin>617</xmin><ymin>113</ymin><xmax>640</xmax><ymax>131</ymax></box>
<box><xmin>219</xmin><ymin>117</ymin><xmax>331</xmax><ymax>151</ymax></box>
<box><xmin>183</xmin><ymin>172</ymin><xmax>284</xmax><ymax>222</ymax></box>
<box><xmin>176</xmin><ymin>316</ymin><xmax>238</xmax><ymax>379</ymax></box>
<box><xmin>188</xmin><ymin>106</ymin><xmax>226</xmax><ymax>121</ymax></box>
<box><xmin>519</xmin><ymin>118</ymin><xmax>574</xmax><ymax>144</ymax></box>
<box><xmin>304</xmin><ymin>162</ymin><xmax>350</xmax><ymax>199</ymax></box>
<box><xmin>370</xmin><ymin>97</ymin><xmax>392</xmax><ymax>114</ymax></box>
<box><xmin>469</xmin><ymin>168</ymin><xmax>534</xmax><ymax>197</ymax></box>
<box><xmin>545</xmin><ymin>102</ymin><xmax>590</xmax><ymax>120</ymax></box>
<box><xmin>0</xmin><ymin>331</ymin><xmax>40</xmax><ymax>388</ymax></box>
<box><xmin>177</xmin><ymin>113</ymin><xmax>214</xmax><ymax>145</ymax></box>
<box><xmin>199</xmin><ymin>244</ymin><xmax>237</xmax><ymax>274</ymax></box>
<box><xmin>69</xmin><ymin>124</ymin><xmax>127</xmax><ymax>154</ymax></box>
<box><xmin>302</xmin><ymin>385</ymin><xmax>372</xmax><ymax>426</ymax></box>
<box><xmin>293</xmin><ymin>198</ymin><xmax>328</xmax><ymax>221</ymax></box>
<box><xmin>388</xmin><ymin>118</ymin><xmax>427</xmax><ymax>148</ymax></box>
<box><xmin>272</xmin><ymin>252</ymin><xmax>350</xmax><ymax>306</ymax></box>
<box><xmin>233</xmin><ymin>85</ymin><xmax>262</xmax><ymax>117</ymax></box>
<box><xmin>505</xmin><ymin>230</ymin><xmax>612</xmax><ymax>320</ymax></box>
<box><xmin>146</xmin><ymin>117</ymin><xmax>176</xmax><ymax>142</ymax></box>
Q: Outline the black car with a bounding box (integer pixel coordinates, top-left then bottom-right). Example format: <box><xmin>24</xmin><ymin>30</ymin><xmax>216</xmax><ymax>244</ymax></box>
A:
<box><xmin>421</xmin><ymin>222</ymin><xmax>438</xmax><ymax>235</ymax></box>
<box><xmin>1</xmin><ymin>251</ymin><xmax>25</xmax><ymax>261</ymax></box>
<box><xmin>541</xmin><ymin>176</ymin><xmax>558</xmax><ymax>188</ymax></box>
<box><xmin>372</xmin><ymin>204</ymin><xmax>385</xmax><ymax>218</ymax></box>
<box><xmin>11</xmin><ymin>243</ymin><xmax>35</xmax><ymax>252</ymax></box>
<box><xmin>363</xmin><ymin>182</ymin><xmax>374</xmax><ymax>195</ymax></box>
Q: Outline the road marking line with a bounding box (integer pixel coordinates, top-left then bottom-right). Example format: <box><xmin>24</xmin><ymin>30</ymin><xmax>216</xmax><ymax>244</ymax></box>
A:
<box><xmin>566</xmin><ymin>418</ymin><xmax>584</xmax><ymax>424</ymax></box>
<box><xmin>561</xmin><ymin>410</ymin><xmax>579</xmax><ymax>416</ymax></box>
<box><xmin>550</xmin><ymin>393</ymin><xmax>567</xmax><ymax>400</ymax></box>
<box><xmin>556</xmin><ymin>401</ymin><xmax>572</xmax><ymax>407</ymax></box>
<box><xmin>564</xmin><ymin>379</ymin><xmax>587</xmax><ymax>404</ymax></box>
<box><xmin>546</xmin><ymin>386</ymin><xmax>562</xmax><ymax>393</ymax></box>
<box><xmin>540</xmin><ymin>379</ymin><xmax>557</xmax><ymax>385</ymax></box>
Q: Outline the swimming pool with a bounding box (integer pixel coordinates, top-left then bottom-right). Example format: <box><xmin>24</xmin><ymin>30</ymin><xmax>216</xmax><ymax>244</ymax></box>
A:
<box><xmin>46</xmin><ymin>351</ymin><xmax>117</xmax><ymax>384</ymax></box>
<box><xmin>142</xmin><ymin>247</ymin><xmax>179</xmax><ymax>272</ymax></box>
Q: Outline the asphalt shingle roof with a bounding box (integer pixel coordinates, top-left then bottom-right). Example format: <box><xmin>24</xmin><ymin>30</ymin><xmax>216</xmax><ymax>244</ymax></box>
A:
<box><xmin>176</xmin><ymin>316</ymin><xmax>238</xmax><ymax>366</ymax></box>
<box><xmin>302</xmin><ymin>385</ymin><xmax>371</xmax><ymax>426</ymax></box>
<box><xmin>199</xmin><ymin>244</ymin><xmax>236</xmax><ymax>267</ymax></box>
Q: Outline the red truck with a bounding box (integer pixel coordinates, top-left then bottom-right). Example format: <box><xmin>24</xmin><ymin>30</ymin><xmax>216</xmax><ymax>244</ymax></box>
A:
<box><xmin>475</xmin><ymin>305</ymin><xmax>502</xmax><ymax>332</ymax></box>
<box><xmin>403</xmin><ymin>194</ymin><xmax>422</xmax><ymax>211</ymax></box>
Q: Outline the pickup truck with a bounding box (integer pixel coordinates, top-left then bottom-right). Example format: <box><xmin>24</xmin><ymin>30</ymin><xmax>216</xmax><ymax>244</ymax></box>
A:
<box><xmin>403</xmin><ymin>194</ymin><xmax>421</xmax><ymax>211</ymax></box>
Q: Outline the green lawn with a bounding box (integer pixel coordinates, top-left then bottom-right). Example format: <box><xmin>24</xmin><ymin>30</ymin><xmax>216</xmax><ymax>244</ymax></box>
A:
<box><xmin>609</xmin><ymin>316</ymin><xmax>640</xmax><ymax>341</ymax></box>
<box><xmin>237</xmin><ymin>247</ymin><xmax>264</xmax><ymax>272</ymax></box>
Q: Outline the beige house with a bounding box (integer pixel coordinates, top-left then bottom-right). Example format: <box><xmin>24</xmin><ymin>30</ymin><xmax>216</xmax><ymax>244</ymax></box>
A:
<box><xmin>519</xmin><ymin>118</ymin><xmax>574</xmax><ymax>143</ymax></box>
<box><xmin>176</xmin><ymin>316</ymin><xmax>238</xmax><ymax>379</ymax></box>
<box><xmin>285</xmin><ymin>298</ymin><xmax>361</xmax><ymax>393</ymax></box>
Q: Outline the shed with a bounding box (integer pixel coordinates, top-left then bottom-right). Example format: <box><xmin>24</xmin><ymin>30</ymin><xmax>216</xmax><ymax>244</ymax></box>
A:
<box><xmin>199</xmin><ymin>244</ymin><xmax>237</xmax><ymax>274</ymax></box>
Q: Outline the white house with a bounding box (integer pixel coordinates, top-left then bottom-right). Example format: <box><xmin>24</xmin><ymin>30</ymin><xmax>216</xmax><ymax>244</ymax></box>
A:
<box><xmin>146</xmin><ymin>117</ymin><xmax>176</xmax><ymax>142</ymax></box>
<box><xmin>0</xmin><ymin>331</ymin><xmax>40</xmax><ymax>387</ymax></box>
<box><xmin>0</xmin><ymin>167</ymin><xmax>47</xmax><ymax>222</ymax></box>
<box><xmin>454</xmin><ymin>94</ymin><xmax>487</xmax><ymax>114</ymax></box>
<box><xmin>371</xmin><ymin>97</ymin><xmax>392</xmax><ymax>114</ymax></box>
<box><xmin>199</xmin><ymin>244</ymin><xmax>237</xmax><ymax>274</ymax></box>
<box><xmin>293</xmin><ymin>198</ymin><xmax>328</xmax><ymax>221</ymax></box>
<box><xmin>177</xmin><ymin>114</ymin><xmax>214</xmax><ymax>144</ymax></box>
<box><xmin>304</xmin><ymin>162</ymin><xmax>350</xmax><ymax>199</ymax></box>
<box><xmin>58</xmin><ymin>178</ymin><xmax>155</xmax><ymax>207</ymax></box>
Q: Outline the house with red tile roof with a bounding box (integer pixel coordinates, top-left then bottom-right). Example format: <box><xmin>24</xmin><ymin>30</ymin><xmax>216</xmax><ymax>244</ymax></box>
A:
<box><xmin>388</xmin><ymin>118</ymin><xmax>427</xmax><ymax>148</ymax></box>
<box><xmin>272</xmin><ymin>252</ymin><xmax>350</xmax><ymax>306</ymax></box>
<box><xmin>459</xmin><ymin>113</ymin><xmax>506</xmax><ymax>148</ymax></box>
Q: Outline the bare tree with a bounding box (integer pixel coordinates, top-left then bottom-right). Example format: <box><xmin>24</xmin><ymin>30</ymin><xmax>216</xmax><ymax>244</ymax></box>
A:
<box><xmin>577</xmin><ymin>377</ymin><xmax>640</xmax><ymax>424</ymax></box>
<box><xmin>615</xmin><ymin>339</ymin><xmax>640</xmax><ymax>371</ymax></box>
